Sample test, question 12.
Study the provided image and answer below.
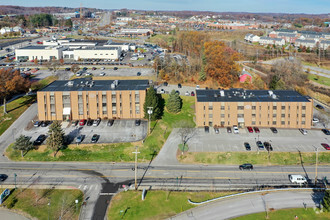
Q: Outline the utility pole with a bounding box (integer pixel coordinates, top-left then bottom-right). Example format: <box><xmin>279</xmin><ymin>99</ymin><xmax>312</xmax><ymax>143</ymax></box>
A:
<box><xmin>132</xmin><ymin>146</ymin><xmax>140</xmax><ymax>190</ymax></box>
<box><xmin>147</xmin><ymin>107</ymin><xmax>153</xmax><ymax>135</ymax></box>
<box><xmin>315</xmin><ymin>147</ymin><xmax>319</xmax><ymax>185</ymax></box>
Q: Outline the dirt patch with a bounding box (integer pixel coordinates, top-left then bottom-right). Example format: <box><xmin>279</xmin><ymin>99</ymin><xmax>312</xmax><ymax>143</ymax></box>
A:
<box><xmin>25</xmin><ymin>115</ymin><xmax>38</xmax><ymax>131</ymax></box>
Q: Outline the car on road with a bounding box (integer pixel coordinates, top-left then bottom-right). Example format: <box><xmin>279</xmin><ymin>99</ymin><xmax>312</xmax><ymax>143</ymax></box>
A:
<box><xmin>299</xmin><ymin>128</ymin><xmax>307</xmax><ymax>135</ymax></box>
<box><xmin>289</xmin><ymin>174</ymin><xmax>307</xmax><ymax>184</ymax></box>
<box><xmin>107</xmin><ymin>119</ymin><xmax>114</xmax><ymax>127</ymax></box>
<box><xmin>34</xmin><ymin>121</ymin><xmax>41</xmax><ymax>127</ymax></box>
<box><xmin>253</xmin><ymin>127</ymin><xmax>260</xmax><ymax>133</ymax></box>
<box><xmin>256</xmin><ymin>141</ymin><xmax>264</xmax><ymax>150</ymax></box>
<box><xmin>114</xmin><ymin>67</ymin><xmax>118</xmax><ymax>70</ymax></box>
<box><xmin>322</xmin><ymin>129</ymin><xmax>330</xmax><ymax>135</ymax></box>
<box><xmin>264</xmin><ymin>142</ymin><xmax>273</xmax><ymax>151</ymax></box>
<box><xmin>233</xmin><ymin>125</ymin><xmax>239</xmax><ymax>134</ymax></box>
<box><xmin>247</xmin><ymin>126</ymin><xmax>253</xmax><ymax>133</ymax></box>
<box><xmin>91</xmin><ymin>134</ymin><xmax>99</xmax><ymax>143</ymax></box>
<box><xmin>76</xmin><ymin>135</ymin><xmax>83</xmax><ymax>143</ymax></box>
<box><xmin>0</xmin><ymin>174</ymin><xmax>8</xmax><ymax>181</ymax></box>
<box><xmin>227</xmin><ymin>127</ymin><xmax>232</xmax><ymax>133</ymax></box>
<box><xmin>270</xmin><ymin>127</ymin><xmax>278</xmax><ymax>133</ymax></box>
<box><xmin>178</xmin><ymin>83</ymin><xmax>182</xmax><ymax>88</ymax></box>
<box><xmin>79</xmin><ymin>119</ymin><xmax>86</xmax><ymax>126</ymax></box>
<box><xmin>93</xmin><ymin>118</ymin><xmax>101</xmax><ymax>127</ymax></box>
<box><xmin>244</xmin><ymin>142</ymin><xmax>251</xmax><ymax>151</ymax></box>
<box><xmin>204</xmin><ymin>126</ymin><xmax>209</xmax><ymax>133</ymax></box>
<box><xmin>321</xmin><ymin>143</ymin><xmax>330</xmax><ymax>150</ymax></box>
<box><xmin>87</xmin><ymin>119</ymin><xmax>94</xmax><ymax>126</ymax></box>
<box><xmin>316</xmin><ymin>104</ymin><xmax>324</xmax><ymax>110</ymax></box>
<box><xmin>137</xmin><ymin>72</ymin><xmax>141</xmax><ymax>76</ymax></box>
<box><xmin>214</xmin><ymin>127</ymin><xmax>219</xmax><ymax>134</ymax></box>
<box><xmin>135</xmin><ymin>119</ymin><xmax>141</xmax><ymax>126</ymax></box>
<box><xmin>33</xmin><ymin>134</ymin><xmax>46</xmax><ymax>145</ymax></box>
<box><xmin>100</xmin><ymin>72</ymin><xmax>105</xmax><ymax>76</ymax></box>
<box><xmin>239</xmin><ymin>163</ymin><xmax>253</xmax><ymax>170</ymax></box>
<box><xmin>312</xmin><ymin>118</ymin><xmax>319</xmax><ymax>123</ymax></box>
<box><xmin>101</xmin><ymin>67</ymin><xmax>105</xmax><ymax>70</ymax></box>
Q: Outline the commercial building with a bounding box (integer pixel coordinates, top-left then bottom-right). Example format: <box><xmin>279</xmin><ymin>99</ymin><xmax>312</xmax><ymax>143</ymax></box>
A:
<box><xmin>73</xmin><ymin>46</ymin><xmax>121</xmax><ymax>60</ymax></box>
<box><xmin>37</xmin><ymin>79</ymin><xmax>149</xmax><ymax>121</ymax></box>
<box><xmin>15</xmin><ymin>45</ymin><xmax>64</xmax><ymax>61</ymax></box>
<box><xmin>195</xmin><ymin>89</ymin><xmax>313</xmax><ymax>129</ymax></box>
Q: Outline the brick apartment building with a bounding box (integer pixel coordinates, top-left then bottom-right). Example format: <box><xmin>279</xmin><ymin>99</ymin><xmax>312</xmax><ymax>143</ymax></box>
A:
<box><xmin>195</xmin><ymin>89</ymin><xmax>313</xmax><ymax>129</ymax></box>
<box><xmin>37</xmin><ymin>79</ymin><xmax>149</xmax><ymax>121</ymax></box>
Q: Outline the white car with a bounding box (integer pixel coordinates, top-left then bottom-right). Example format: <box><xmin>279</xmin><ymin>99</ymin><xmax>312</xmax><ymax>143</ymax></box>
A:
<box><xmin>185</xmin><ymin>91</ymin><xmax>190</xmax><ymax>96</ymax></box>
<box><xmin>196</xmin><ymin>85</ymin><xmax>200</xmax><ymax>90</ymax></box>
<box><xmin>312</xmin><ymin>118</ymin><xmax>319</xmax><ymax>123</ymax></box>
<box><xmin>233</xmin><ymin>125</ymin><xmax>239</xmax><ymax>134</ymax></box>
<box><xmin>100</xmin><ymin>72</ymin><xmax>105</xmax><ymax>76</ymax></box>
<box><xmin>299</xmin><ymin>128</ymin><xmax>307</xmax><ymax>135</ymax></box>
<box><xmin>159</xmin><ymin>89</ymin><xmax>165</xmax><ymax>94</ymax></box>
<box><xmin>101</xmin><ymin>67</ymin><xmax>105</xmax><ymax>70</ymax></box>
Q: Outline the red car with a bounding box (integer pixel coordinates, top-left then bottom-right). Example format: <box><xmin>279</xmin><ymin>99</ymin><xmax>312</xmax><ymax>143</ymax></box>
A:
<box><xmin>247</xmin><ymin>126</ymin><xmax>253</xmax><ymax>133</ymax></box>
<box><xmin>79</xmin><ymin>119</ymin><xmax>86</xmax><ymax>126</ymax></box>
<box><xmin>321</xmin><ymin>143</ymin><xmax>330</xmax><ymax>150</ymax></box>
<box><xmin>253</xmin><ymin>127</ymin><xmax>260</xmax><ymax>133</ymax></box>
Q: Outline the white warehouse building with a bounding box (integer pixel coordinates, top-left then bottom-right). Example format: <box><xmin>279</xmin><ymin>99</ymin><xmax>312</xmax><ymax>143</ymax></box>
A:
<box><xmin>73</xmin><ymin>47</ymin><xmax>121</xmax><ymax>60</ymax></box>
<box><xmin>15</xmin><ymin>46</ymin><xmax>64</xmax><ymax>61</ymax></box>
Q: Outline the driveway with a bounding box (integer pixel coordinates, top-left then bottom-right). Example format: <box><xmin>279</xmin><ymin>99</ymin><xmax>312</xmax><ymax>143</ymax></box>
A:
<box><xmin>0</xmin><ymin>209</ymin><xmax>30</xmax><ymax>220</ymax></box>
<box><xmin>171</xmin><ymin>190</ymin><xmax>324</xmax><ymax>220</ymax></box>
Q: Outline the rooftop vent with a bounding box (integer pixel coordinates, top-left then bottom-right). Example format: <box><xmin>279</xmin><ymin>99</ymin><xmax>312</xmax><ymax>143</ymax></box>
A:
<box><xmin>272</xmin><ymin>94</ymin><xmax>277</xmax><ymax>99</ymax></box>
<box><xmin>268</xmin><ymin>90</ymin><xmax>273</xmax><ymax>96</ymax></box>
<box><xmin>111</xmin><ymin>83</ymin><xmax>116</xmax><ymax>89</ymax></box>
<box><xmin>220</xmin><ymin>90</ymin><xmax>225</xmax><ymax>97</ymax></box>
<box><xmin>67</xmin><ymin>81</ymin><xmax>74</xmax><ymax>87</ymax></box>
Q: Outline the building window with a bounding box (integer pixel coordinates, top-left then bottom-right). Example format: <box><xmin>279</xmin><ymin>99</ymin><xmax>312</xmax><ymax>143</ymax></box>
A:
<box><xmin>281</xmin><ymin>121</ymin><xmax>285</xmax><ymax>125</ymax></box>
<box><xmin>273</xmin><ymin>106</ymin><xmax>277</xmax><ymax>110</ymax></box>
<box><xmin>209</xmin><ymin>106</ymin><xmax>213</xmax><ymax>110</ymax></box>
<box><xmin>288</xmin><ymin>114</ymin><xmax>290</xmax><ymax>118</ymax></box>
<box><xmin>302</xmin><ymin>114</ymin><xmax>306</xmax><ymax>118</ymax></box>
<box><xmin>252</xmin><ymin>106</ymin><xmax>256</xmax><ymax>110</ymax></box>
<box><xmin>228</xmin><ymin>114</ymin><xmax>230</xmax><ymax>118</ymax></box>
<box><xmin>221</xmin><ymin>106</ymin><xmax>225</xmax><ymax>110</ymax></box>
<box><xmin>273</xmin><ymin>114</ymin><xmax>277</xmax><ymax>117</ymax></box>
<box><xmin>301</xmin><ymin>121</ymin><xmax>305</xmax><ymax>125</ymax></box>
<box><xmin>62</xmin><ymin>95</ymin><xmax>70</xmax><ymax>108</ymax></box>
<box><xmin>237</xmin><ymin>106</ymin><xmax>244</xmax><ymax>110</ymax></box>
<box><xmin>221</xmin><ymin>121</ymin><xmax>225</xmax><ymax>126</ymax></box>
<box><xmin>237</xmin><ymin>114</ymin><xmax>244</xmax><ymax>118</ymax></box>
<box><xmin>252</xmin><ymin>114</ymin><xmax>256</xmax><ymax>117</ymax></box>
<box><xmin>272</xmin><ymin>121</ymin><xmax>276</xmax><ymax>125</ymax></box>
<box><xmin>78</xmin><ymin>95</ymin><xmax>83</xmax><ymax>115</ymax></box>
<box><xmin>135</xmin><ymin>103</ymin><xmax>140</xmax><ymax>114</ymax></box>
<box><xmin>112</xmin><ymin>103</ymin><xmax>117</xmax><ymax>114</ymax></box>
<box><xmin>209</xmin><ymin>114</ymin><xmax>213</xmax><ymax>118</ymax></box>
<box><xmin>302</xmin><ymin>106</ymin><xmax>306</xmax><ymax>110</ymax></box>
<box><xmin>221</xmin><ymin>114</ymin><xmax>225</xmax><ymax>118</ymax></box>
<box><xmin>50</xmin><ymin>104</ymin><xmax>56</xmax><ymax>116</ymax></box>
<box><xmin>281</xmin><ymin>114</ymin><xmax>285</xmax><ymax>117</ymax></box>
<box><xmin>281</xmin><ymin>106</ymin><xmax>285</xmax><ymax>110</ymax></box>
<box><xmin>252</xmin><ymin>121</ymin><xmax>256</xmax><ymax>125</ymax></box>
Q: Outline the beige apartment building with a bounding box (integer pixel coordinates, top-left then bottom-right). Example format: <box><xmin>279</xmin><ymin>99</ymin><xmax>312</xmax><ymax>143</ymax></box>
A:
<box><xmin>37</xmin><ymin>79</ymin><xmax>149</xmax><ymax>121</ymax></box>
<box><xmin>196</xmin><ymin>89</ymin><xmax>313</xmax><ymax>129</ymax></box>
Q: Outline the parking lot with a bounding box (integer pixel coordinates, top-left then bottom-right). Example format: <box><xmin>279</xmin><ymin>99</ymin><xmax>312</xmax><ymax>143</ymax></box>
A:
<box><xmin>185</xmin><ymin>127</ymin><xmax>330</xmax><ymax>152</ymax></box>
<box><xmin>22</xmin><ymin>119</ymin><xmax>147</xmax><ymax>145</ymax></box>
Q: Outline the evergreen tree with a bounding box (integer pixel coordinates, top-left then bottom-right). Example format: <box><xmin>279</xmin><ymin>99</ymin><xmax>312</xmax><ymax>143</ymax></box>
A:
<box><xmin>13</xmin><ymin>135</ymin><xmax>34</xmax><ymax>157</ymax></box>
<box><xmin>199</xmin><ymin>66</ymin><xmax>206</xmax><ymax>81</ymax></box>
<box><xmin>323</xmin><ymin>190</ymin><xmax>330</xmax><ymax>212</ymax></box>
<box><xmin>143</xmin><ymin>86</ymin><xmax>163</xmax><ymax>121</ymax></box>
<box><xmin>46</xmin><ymin>121</ymin><xmax>65</xmax><ymax>157</ymax></box>
<box><xmin>167</xmin><ymin>90</ymin><xmax>182</xmax><ymax>113</ymax></box>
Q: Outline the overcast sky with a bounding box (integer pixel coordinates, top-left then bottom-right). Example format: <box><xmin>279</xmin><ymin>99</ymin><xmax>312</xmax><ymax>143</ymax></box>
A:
<box><xmin>2</xmin><ymin>0</ymin><xmax>330</xmax><ymax>14</ymax></box>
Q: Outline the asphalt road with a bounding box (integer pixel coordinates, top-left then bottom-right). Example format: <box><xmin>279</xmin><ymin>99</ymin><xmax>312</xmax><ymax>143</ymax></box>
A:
<box><xmin>172</xmin><ymin>190</ymin><xmax>324</xmax><ymax>220</ymax></box>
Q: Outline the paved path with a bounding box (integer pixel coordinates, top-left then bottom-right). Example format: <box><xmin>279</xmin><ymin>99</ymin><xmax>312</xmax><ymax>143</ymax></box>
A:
<box><xmin>171</xmin><ymin>190</ymin><xmax>324</xmax><ymax>220</ymax></box>
<box><xmin>0</xmin><ymin>209</ymin><xmax>30</xmax><ymax>220</ymax></box>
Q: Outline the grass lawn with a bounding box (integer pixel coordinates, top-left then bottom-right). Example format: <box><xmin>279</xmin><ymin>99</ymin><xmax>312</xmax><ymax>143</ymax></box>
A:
<box><xmin>31</xmin><ymin>75</ymin><xmax>58</xmax><ymax>91</ymax></box>
<box><xmin>0</xmin><ymin>95</ymin><xmax>36</xmax><ymax>136</ymax></box>
<box><xmin>1</xmin><ymin>188</ymin><xmax>83</xmax><ymax>220</ymax></box>
<box><xmin>234</xmin><ymin>208</ymin><xmax>330</xmax><ymax>220</ymax></box>
<box><xmin>6</xmin><ymin>95</ymin><xmax>196</xmax><ymax>162</ymax></box>
<box><xmin>108</xmin><ymin>190</ymin><xmax>240</xmax><ymax>220</ymax></box>
<box><xmin>308</xmin><ymin>74</ymin><xmax>330</xmax><ymax>87</ymax></box>
<box><xmin>179</xmin><ymin>152</ymin><xmax>330</xmax><ymax>166</ymax></box>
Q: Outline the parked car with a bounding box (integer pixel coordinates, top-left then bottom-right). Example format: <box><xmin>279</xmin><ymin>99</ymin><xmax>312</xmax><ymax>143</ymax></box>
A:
<box><xmin>244</xmin><ymin>142</ymin><xmax>251</xmax><ymax>151</ymax></box>
<box><xmin>196</xmin><ymin>85</ymin><xmax>200</xmax><ymax>90</ymax></box>
<box><xmin>185</xmin><ymin>91</ymin><xmax>190</xmax><ymax>96</ymax></box>
<box><xmin>321</xmin><ymin>143</ymin><xmax>330</xmax><ymax>150</ymax></box>
<box><xmin>82</xmin><ymin>67</ymin><xmax>88</xmax><ymax>71</ymax></box>
<box><xmin>233</xmin><ymin>125</ymin><xmax>239</xmax><ymax>134</ymax></box>
<box><xmin>100</xmin><ymin>72</ymin><xmax>105</xmax><ymax>76</ymax></box>
<box><xmin>270</xmin><ymin>127</ymin><xmax>278</xmax><ymax>133</ymax></box>
<box><xmin>76</xmin><ymin>135</ymin><xmax>83</xmax><ymax>143</ymax></box>
<box><xmin>253</xmin><ymin>127</ymin><xmax>260</xmax><ymax>133</ymax></box>
<box><xmin>137</xmin><ymin>72</ymin><xmax>141</xmax><ymax>76</ymax></box>
<box><xmin>65</xmin><ymin>67</ymin><xmax>71</xmax><ymax>71</ymax></box>
<box><xmin>227</xmin><ymin>127</ymin><xmax>232</xmax><ymax>133</ymax></box>
<box><xmin>178</xmin><ymin>83</ymin><xmax>182</xmax><ymax>88</ymax></box>
<box><xmin>163</xmin><ymin>82</ymin><xmax>168</xmax><ymax>86</ymax></box>
<box><xmin>87</xmin><ymin>119</ymin><xmax>94</xmax><ymax>126</ymax></box>
<box><xmin>256</xmin><ymin>141</ymin><xmax>264</xmax><ymax>150</ymax></box>
<box><xmin>160</xmin><ymin>89</ymin><xmax>165</xmax><ymax>94</ymax></box>
<box><xmin>91</xmin><ymin>134</ymin><xmax>99</xmax><ymax>143</ymax></box>
<box><xmin>93</xmin><ymin>118</ymin><xmax>101</xmax><ymax>127</ymax></box>
<box><xmin>79</xmin><ymin>119</ymin><xmax>86</xmax><ymax>126</ymax></box>
<box><xmin>101</xmin><ymin>67</ymin><xmax>105</xmax><ymax>70</ymax></box>
<box><xmin>92</xmin><ymin>67</ymin><xmax>97</xmax><ymax>70</ymax></box>
<box><xmin>214</xmin><ymin>127</ymin><xmax>219</xmax><ymax>134</ymax></box>
<box><xmin>322</xmin><ymin>129</ymin><xmax>330</xmax><ymax>135</ymax></box>
<box><xmin>247</xmin><ymin>126</ymin><xmax>253</xmax><ymax>133</ymax></box>
<box><xmin>191</xmin><ymin>91</ymin><xmax>195</xmax><ymax>96</ymax></box>
<box><xmin>72</xmin><ymin>120</ymin><xmax>79</xmax><ymax>126</ymax></box>
<box><xmin>34</xmin><ymin>121</ymin><xmax>41</xmax><ymax>127</ymax></box>
<box><xmin>204</xmin><ymin>126</ymin><xmax>209</xmax><ymax>133</ymax></box>
<box><xmin>312</xmin><ymin>118</ymin><xmax>319</xmax><ymax>123</ymax></box>
<box><xmin>40</xmin><ymin>121</ymin><xmax>48</xmax><ymax>127</ymax></box>
<box><xmin>264</xmin><ymin>142</ymin><xmax>273</xmax><ymax>151</ymax></box>
<box><xmin>114</xmin><ymin>67</ymin><xmax>118</xmax><ymax>70</ymax></box>
<box><xmin>175</xmin><ymin>90</ymin><xmax>180</xmax><ymax>95</ymax></box>
<box><xmin>299</xmin><ymin>128</ymin><xmax>307</xmax><ymax>135</ymax></box>
<box><xmin>239</xmin><ymin>163</ymin><xmax>253</xmax><ymax>170</ymax></box>
<box><xmin>33</xmin><ymin>134</ymin><xmax>46</xmax><ymax>145</ymax></box>
<box><xmin>135</xmin><ymin>119</ymin><xmax>141</xmax><ymax>126</ymax></box>
<box><xmin>0</xmin><ymin>174</ymin><xmax>8</xmax><ymax>181</ymax></box>
<box><xmin>316</xmin><ymin>104</ymin><xmax>324</xmax><ymax>110</ymax></box>
<box><xmin>107</xmin><ymin>119</ymin><xmax>114</xmax><ymax>127</ymax></box>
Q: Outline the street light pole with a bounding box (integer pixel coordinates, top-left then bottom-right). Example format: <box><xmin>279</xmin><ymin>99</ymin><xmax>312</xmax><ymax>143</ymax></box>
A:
<box><xmin>132</xmin><ymin>146</ymin><xmax>140</xmax><ymax>190</ymax></box>
<box><xmin>315</xmin><ymin>147</ymin><xmax>319</xmax><ymax>185</ymax></box>
<box><xmin>14</xmin><ymin>173</ymin><xmax>17</xmax><ymax>189</ymax></box>
<box><xmin>147</xmin><ymin>107</ymin><xmax>153</xmax><ymax>135</ymax></box>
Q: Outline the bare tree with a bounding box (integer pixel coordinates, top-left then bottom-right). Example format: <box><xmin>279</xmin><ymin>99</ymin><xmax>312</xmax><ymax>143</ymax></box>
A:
<box><xmin>45</xmin><ymin>59</ymin><xmax>61</xmax><ymax>75</ymax></box>
<box><xmin>174</xmin><ymin>120</ymin><xmax>196</xmax><ymax>153</ymax></box>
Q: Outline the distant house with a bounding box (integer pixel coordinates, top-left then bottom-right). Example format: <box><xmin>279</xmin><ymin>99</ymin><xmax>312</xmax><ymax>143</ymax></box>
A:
<box><xmin>240</xmin><ymin>69</ymin><xmax>252</xmax><ymax>83</ymax></box>
<box><xmin>295</xmin><ymin>39</ymin><xmax>316</xmax><ymax>48</ymax></box>
<box><xmin>0</xmin><ymin>27</ymin><xmax>13</xmax><ymax>35</ymax></box>
<box><xmin>244</xmin><ymin>34</ymin><xmax>260</xmax><ymax>43</ymax></box>
<box><xmin>277</xmin><ymin>33</ymin><xmax>297</xmax><ymax>43</ymax></box>
<box><xmin>320</xmin><ymin>40</ymin><xmax>330</xmax><ymax>49</ymax></box>
<box><xmin>259</xmin><ymin>37</ymin><xmax>285</xmax><ymax>46</ymax></box>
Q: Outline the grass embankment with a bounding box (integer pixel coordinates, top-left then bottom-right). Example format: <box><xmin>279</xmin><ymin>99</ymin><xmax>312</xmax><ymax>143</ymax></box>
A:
<box><xmin>308</xmin><ymin>74</ymin><xmax>330</xmax><ymax>87</ymax></box>
<box><xmin>234</xmin><ymin>208</ymin><xmax>330</xmax><ymax>220</ymax></box>
<box><xmin>108</xmin><ymin>190</ymin><xmax>240</xmax><ymax>220</ymax></box>
<box><xmin>0</xmin><ymin>95</ymin><xmax>36</xmax><ymax>136</ymax></box>
<box><xmin>1</xmin><ymin>188</ymin><xmax>83</xmax><ymax>220</ymax></box>
<box><xmin>31</xmin><ymin>75</ymin><xmax>58</xmax><ymax>91</ymax></box>
<box><xmin>179</xmin><ymin>152</ymin><xmax>330</xmax><ymax>166</ymax></box>
<box><xmin>6</xmin><ymin>95</ymin><xmax>195</xmax><ymax>162</ymax></box>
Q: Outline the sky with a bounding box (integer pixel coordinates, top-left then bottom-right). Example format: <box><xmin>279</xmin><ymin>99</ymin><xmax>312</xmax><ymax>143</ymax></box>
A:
<box><xmin>1</xmin><ymin>0</ymin><xmax>330</xmax><ymax>14</ymax></box>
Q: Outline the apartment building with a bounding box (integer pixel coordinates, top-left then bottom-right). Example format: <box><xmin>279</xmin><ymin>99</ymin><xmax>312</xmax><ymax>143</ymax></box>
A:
<box><xmin>195</xmin><ymin>89</ymin><xmax>313</xmax><ymax>129</ymax></box>
<box><xmin>37</xmin><ymin>79</ymin><xmax>149</xmax><ymax>121</ymax></box>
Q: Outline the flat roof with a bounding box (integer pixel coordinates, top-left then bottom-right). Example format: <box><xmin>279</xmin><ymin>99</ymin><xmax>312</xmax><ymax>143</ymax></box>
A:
<box><xmin>74</xmin><ymin>46</ymin><xmax>119</xmax><ymax>50</ymax></box>
<box><xmin>18</xmin><ymin>45</ymin><xmax>47</xmax><ymax>50</ymax></box>
<box><xmin>40</xmin><ymin>79</ymin><xmax>149</xmax><ymax>92</ymax></box>
<box><xmin>196</xmin><ymin>89</ymin><xmax>311</xmax><ymax>103</ymax></box>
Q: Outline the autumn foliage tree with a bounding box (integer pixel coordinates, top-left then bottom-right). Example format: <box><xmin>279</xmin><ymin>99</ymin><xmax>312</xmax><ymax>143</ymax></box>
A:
<box><xmin>0</xmin><ymin>68</ymin><xmax>31</xmax><ymax>114</ymax></box>
<box><xmin>204</xmin><ymin>41</ymin><xmax>241</xmax><ymax>87</ymax></box>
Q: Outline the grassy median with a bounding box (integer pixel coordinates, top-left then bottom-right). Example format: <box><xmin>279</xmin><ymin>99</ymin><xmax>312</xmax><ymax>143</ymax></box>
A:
<box><xmin>234</xmin><ymin>208</ymin><xmax>330</xmax><ymax>220</ymax></box>
<box><xmin>1</xmin><ymin>188</ymin><xmax>83</xmax><ymax>220</ymax></box>
<box><xmin>108</xmin><ymin>190</ymin><xmax>240</xmax><ymax>220</ymax></box>
<box><xmin>178</xmin><ymin>151</ymin><xmax>330</xmax><ymax>165</ymax></box>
